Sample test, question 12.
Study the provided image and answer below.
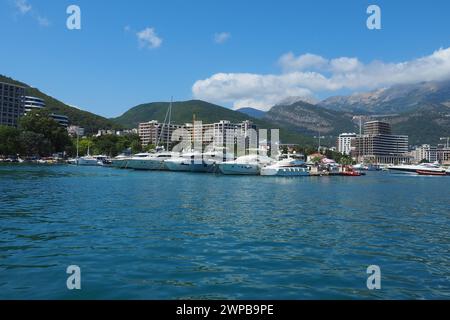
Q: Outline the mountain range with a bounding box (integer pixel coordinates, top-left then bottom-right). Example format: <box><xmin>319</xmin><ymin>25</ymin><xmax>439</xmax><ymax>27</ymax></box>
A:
<box><xmin>236</xmin><ymin>80</ymin><xmax>450</xmax><ymax>145</ymax></box>
<box><xmin>2</xmin><ymin>74</ymin><xmax>449</xmax><ymax>146</ymax></box>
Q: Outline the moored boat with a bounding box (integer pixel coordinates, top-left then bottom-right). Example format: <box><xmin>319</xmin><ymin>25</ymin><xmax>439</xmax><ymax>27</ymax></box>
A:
<box><xmin>388</xmin><ymin>163</ymin><xmax>443</xmax><ymax>174</ymax></box>
<box><xmin>219</xmin><ymin>154</ymin><xmax>275</xmax><ymax>175</ymax></box>
<box><xmin>416</xmin><ymin>169</ymin><xmax>447</xmax><ymax>176</ymax></box>
<box><xmin>260</xmin><ymin>158</ymin><xmax>309</xmax><ymax>176</ymax></box>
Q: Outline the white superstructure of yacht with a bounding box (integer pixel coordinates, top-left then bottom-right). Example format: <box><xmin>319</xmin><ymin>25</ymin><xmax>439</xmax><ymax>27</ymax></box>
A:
<box><xmin>219</xmin><ymin>154</ymin><xmax>275</xmax><ymax>175</ymax></box>
<box><xmin>126</xmin><ymin>152</ymin><xmax>177</xmax><ymax>170</ymax></box>
<box><xmin>260</xmin><ymin>158</ymin><xmax>309</xmax><ymax>176</ymax></box>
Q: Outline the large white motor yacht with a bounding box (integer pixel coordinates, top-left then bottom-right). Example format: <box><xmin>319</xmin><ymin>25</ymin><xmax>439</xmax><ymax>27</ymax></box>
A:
<box><xmin>126</xmin><ymin>152</ymin><xmax>177</xmax><ymax>170</ymax></box>
<box><xmin>388</xmin><ymin>162</ymin><xmax>444</xmax><ymax>174</ymax></box>
<box><xmin>260</xmin><ymin>158</ymin><xmax>309</xmax><ymax>176</ymax></box>
<box><xmin>164</xmin><ymin>151</ymin><xmax>224</xmax><ymax>173</ymax></box>
<box><xmin>219</xmin><ymin>154</ymin><xmax>275</xmax><ymax>175</ymax></box>
<box><xmin>111</xmin><ymin>154</ymin><xmax>131</xmax><ymax>169</ymax></box>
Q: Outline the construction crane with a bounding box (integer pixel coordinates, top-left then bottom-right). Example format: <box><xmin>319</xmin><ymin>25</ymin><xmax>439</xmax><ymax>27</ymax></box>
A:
<box><xmin>440</xmin><ymin>137</ymin><xmax>450</xmax><ymax>149</ymax></box>
<box><xmin>314</xmin><ymin>129</ymin><xmax>325</xmax><ymax>152</ymax></box>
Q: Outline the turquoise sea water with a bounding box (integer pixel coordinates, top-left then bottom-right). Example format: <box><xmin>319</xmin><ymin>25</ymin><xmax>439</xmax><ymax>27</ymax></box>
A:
<box><xmin>0</xmin><ymin>164</ymin><xmax>449</xmax><ymax>299</ymax></box>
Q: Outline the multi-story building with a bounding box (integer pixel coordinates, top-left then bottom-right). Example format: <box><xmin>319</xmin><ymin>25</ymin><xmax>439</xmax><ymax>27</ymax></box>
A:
<box><xmin>352</xmin><ymin>121</ymin><xmax>411</xmax><ymax>164</ymax></box>
<box><xmin>363</xmin><ymin>121</ymin><xmax>392</xmax><ymax>135</ymax></box>
<box><xmin>337</xmin><ymin>133</ymin><xmax>357</xmax><ymax>155</ymax></box>
<box><xmin>437</xmin><ymin>146</ymin><xmax>450</xmax><ymax>165</ymax></box>
<box><xmin>50</xmin><ymin>113</ymin><xmax>69</xmax><ymax>127</ymax></box>
<box><xmin>138</xmin><ymin>120</ymin><xmax>184</xmax><ymax>147</ymax></box>
<box><xmin>412</xmin><ymin>144</ymin><xmax>438</xmax><ymax>163</ymax></box>
<box><xmin>23</xmin><ymin>96</ymin><xmax>46</xmax><ymax>113</ymax></box>
<box><xmin>67</xmin><ymin>125</ymin><xmax>85</xmax><ymax>137</ymax></box>
<box><xmin>138</xmin><ymin>119</ymin><xmax>257</xmax><ymax>152</ymax></box>
<box><xmin>22</xmin><ymin>95</ymin><xmax>69</xmax><ymax>127</ymax></box>
<box><xmin>0</xmin><ymin>82</ymin><xmax>25</xmax><ymax>127</ymax></box>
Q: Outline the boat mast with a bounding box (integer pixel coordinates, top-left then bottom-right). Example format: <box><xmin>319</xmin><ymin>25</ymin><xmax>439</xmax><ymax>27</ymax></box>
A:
<box><xmin>76</xmin><ymin>132</ymin><xmax>79</xmax><ymax>158</ymax></box>
<box><xmin>167</xmin><ymin>96</ymin><xmax>173</xmax><ymax>151</ymax></box>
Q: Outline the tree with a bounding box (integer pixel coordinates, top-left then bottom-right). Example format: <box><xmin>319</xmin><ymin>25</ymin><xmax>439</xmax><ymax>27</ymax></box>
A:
<box><xmin>20</xmin><ymin>131</ymin><xmax>50</xmax><ymax>156</ymax></box>
<box><xmin>18</xmin><ymin>109</ymin><xmax>72</xmax><ymax>156</ymax></box>
<box><xmin>130</xmin><ymin>139</ymin><xmax>143</xmax><ymax>154</ymax></box>
<box><xmin>0</xmin><ymin>126</ymin><xmax>22</xmax><ymax>156</ymax></box>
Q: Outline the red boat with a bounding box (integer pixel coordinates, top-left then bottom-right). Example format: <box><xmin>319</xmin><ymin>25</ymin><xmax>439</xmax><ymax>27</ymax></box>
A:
<box><xmin>340</xmin><ymin>165</ymin><xmax>363</xmax><ymax>176</ymax></box>
<box><xmin>416</xmin><ymin>170</ymin><xmax>446</xmax><ymax>176</ymax></box>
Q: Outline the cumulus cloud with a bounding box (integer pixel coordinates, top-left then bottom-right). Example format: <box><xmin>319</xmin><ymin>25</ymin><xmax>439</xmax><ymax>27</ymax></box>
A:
<box><xmin>136</xmin><ymin>27</ymin><xmax>162</xmax><ymax>49</ymax></box>
<box><xmin>278</xmin><ymin>52</ymin><xmax>328</xmax><ymax>72</ymax></box>
<box><xmin>192</xmin><ymin>47</ymin><xmax>450</xmax><ymax>110</ymax></box>
<box><xmin>214</xmin><ymin>32</ymin><xmax>231</xmax><ymax>44</ymax></box>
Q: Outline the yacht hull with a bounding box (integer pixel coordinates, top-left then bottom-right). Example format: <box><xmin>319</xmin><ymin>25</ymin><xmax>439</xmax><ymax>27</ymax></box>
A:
<box><xmin>127</xmin><ymin>159</ymin><xmax>166</xmax><ymax>170</ymax></box>
<box><xmin>165</xmin><ymin>160</ymin><xmax>218</xmax><ymax>173</ymax></box>
<box><xmin>260</xmin><ymin>167</ymin><xmax>309</xmax><ymax>176</ymax></box>
<box><xmin>219</xmin><ymin>163</ymin><xmax>260</xmax><ymax>175</ymax></box>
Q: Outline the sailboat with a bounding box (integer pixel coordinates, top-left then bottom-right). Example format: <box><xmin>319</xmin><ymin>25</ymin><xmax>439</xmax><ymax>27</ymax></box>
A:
<box><xmin>76</xmin><ymin>144</ymin><xmax>98</xmax><ymax>166</ymax></box>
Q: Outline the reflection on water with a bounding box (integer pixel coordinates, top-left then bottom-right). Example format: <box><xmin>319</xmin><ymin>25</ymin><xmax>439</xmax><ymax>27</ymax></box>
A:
<box><xmin>0</xmin><ymin>164</ymin><xmax>449</xmax><ymax>299</ymax></box>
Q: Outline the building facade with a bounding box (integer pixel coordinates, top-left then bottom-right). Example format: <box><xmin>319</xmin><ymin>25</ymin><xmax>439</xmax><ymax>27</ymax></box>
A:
<box><xmin>437</xmin><ymin>146</ymin><xmax>450</xmax><ymax>165</ymax></box>
<box><xmin>337</xmin><ymin>133</ymin><xmax>356</xmax><ymax>155</ymax></box>
<box><xmin>138</xmin><ymin>121</ymin><xmax>184</xmax><ymax>147</ymax></box>
<box><xmin>138</xmin><ymin>119</ymin><xmax>257</xmax><ymax>152</ymax></box>
<box><xmin>67</xmin><ymin>125</ymin><xmax>85</xmax><ymax>137</ymax></box>
<box><xmin>22</xmin><ymin>96</ymin><xmax>69</xmax><ymax>127</ymax></box>
<box><xmin>23</xmin><ymin>96</ymin><xmax>46</xmax><ymax>113</ymax></box>
<box><xmin>0</xmin><ymin>82</ymin><xmax>25</xmax><ymax>127</ymax></box>
<box><xmin>352</xmin><ymin>121</ymin><xmax>411</xmax><ymax>164</ymax></box>
<box><xmin>412</xmin><ymin>144</ymin><xmax>438</xmax><ymax>163</ymax></box>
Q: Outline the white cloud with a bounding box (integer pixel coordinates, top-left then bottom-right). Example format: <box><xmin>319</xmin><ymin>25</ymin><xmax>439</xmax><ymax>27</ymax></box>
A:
<box><xmin>14</xmin><ymin>0</ymin><xmax>31</xmax><ymax>14</ymax></box>
<box><xmin>37</xmin><ymin>15</ymin><xmax>50</xmax><ymax>27</ymax></box>
<box><xmin>214</xmin><ymin>32</ymin><xmax>231</xmax><ymax>44</ymax></box>
<box><xmin>13</xmin><ymin>0</ymin><xmax>50</xmax><ymax>27</ymax></box>
<box><xmin>278</xmin><ymin>52</ymin><xmax>328</xmax><ymax>72</ymax></box>
<box><xmin>136</xmin><ymin>27</ymin><xmax>162</xmax><ymax>49</ymax></box>
<box><xmin>192</xmin><ymin>47</ymin><xmax>450</xmax><ymax>111</ymax></box>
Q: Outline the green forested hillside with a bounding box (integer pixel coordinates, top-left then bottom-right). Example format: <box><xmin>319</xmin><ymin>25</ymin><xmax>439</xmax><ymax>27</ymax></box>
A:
<box><xmin>113</xmin><ymin>100</ymin><xmax>315</xmax><ymax>146</ymax></box>
<box><xmin>0</xmin><ymin>75</ymin><xmax>121</xmax><ymax>133</ymax></box>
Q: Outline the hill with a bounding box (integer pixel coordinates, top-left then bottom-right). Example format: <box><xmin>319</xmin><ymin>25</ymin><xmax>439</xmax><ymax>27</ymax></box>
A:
<box><xmin>383</xmin><ymin>103</ymin><xmax>450</xmax><ymax>145</ymax></box>
<box><xmin>0</xmin><ymin>75</ymin><xmax>121</xmax><ymax>133</ymax></box>
<box><xmin>113</xmin><ymin>100</ymin><xmax>315</xmax><ymax>146</ymax></box>
<box><xmin>236</xmin><ymin>107</ymin><xmax>266</xmax><ymax>119</ymax></box>
<box><xmin>263</xmin><ymin>100</ymin><xmax>357</xmax><ymax>138</ymax></box>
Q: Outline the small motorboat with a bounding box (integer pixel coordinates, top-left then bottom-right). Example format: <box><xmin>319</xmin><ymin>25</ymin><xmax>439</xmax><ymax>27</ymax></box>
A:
<box><xmin>340</xmin><ymin>165</ymin><xmax>363</xmax><ymax>176</ymax></box>
<box><xmin>416</xmin><ymin>169</ymin><xmax>447</xmax><ymax>176</ymax></box>
<box><xmin>341</xmin><ymin>170</ymin><xmax>362</xmax><ymax>176</ymax></box>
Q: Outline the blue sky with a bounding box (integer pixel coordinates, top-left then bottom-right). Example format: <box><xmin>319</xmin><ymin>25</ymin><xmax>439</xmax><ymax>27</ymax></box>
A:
<box><xmin>1</xmin><ymin>0</ymin><xmax>450</xmax><ymax>116</ymax></box>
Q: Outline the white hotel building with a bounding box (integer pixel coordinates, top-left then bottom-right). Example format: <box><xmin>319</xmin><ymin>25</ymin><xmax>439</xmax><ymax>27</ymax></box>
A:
<box><xmin>337</xmin><ymin>133</ymin><xmax>357</xmax><ymax>155</ymax></box>
<box><xmin>23</xmin><ymin>96</ymin><xmax>69</xmax><ymax>127</ymax></box>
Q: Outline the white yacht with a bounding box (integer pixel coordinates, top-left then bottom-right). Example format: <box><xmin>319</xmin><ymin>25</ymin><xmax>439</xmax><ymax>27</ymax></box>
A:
<box><xmin>76</xmin><ymin>155</ymin><xmax>99</xmax><ymax>166</ymax></box>
<box><xmin>122</xmin><ymin>152</ymin><xmax>153</xmax><ymax>169</ymax></box>
<box><xmin>126</xmin><ymin>152</ymin><xmax>177</xmax><ymax>170</ymax></box>
<box><xmin>219</xmin><ymin>154</ymin><xmax>275</xmax><ymax>175</ymax></box>
<box><xmin>164</xmin><ymin>151</ymin><xmax>224</xmax><ymax>173</ymax></box>
<box><xmin>388</xmin><ymin>162</ymin><xmax>444</xmax><ymax>174</ymax></box>
<box><xmin>111</xmin><ymin>154</ymin><xmax>131</xmax><ymax>169</ymax></box>
<box><xmin>260</xmin><ymin>158</ymin><xmax>309</xmax><ymax>176</ymax></box>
